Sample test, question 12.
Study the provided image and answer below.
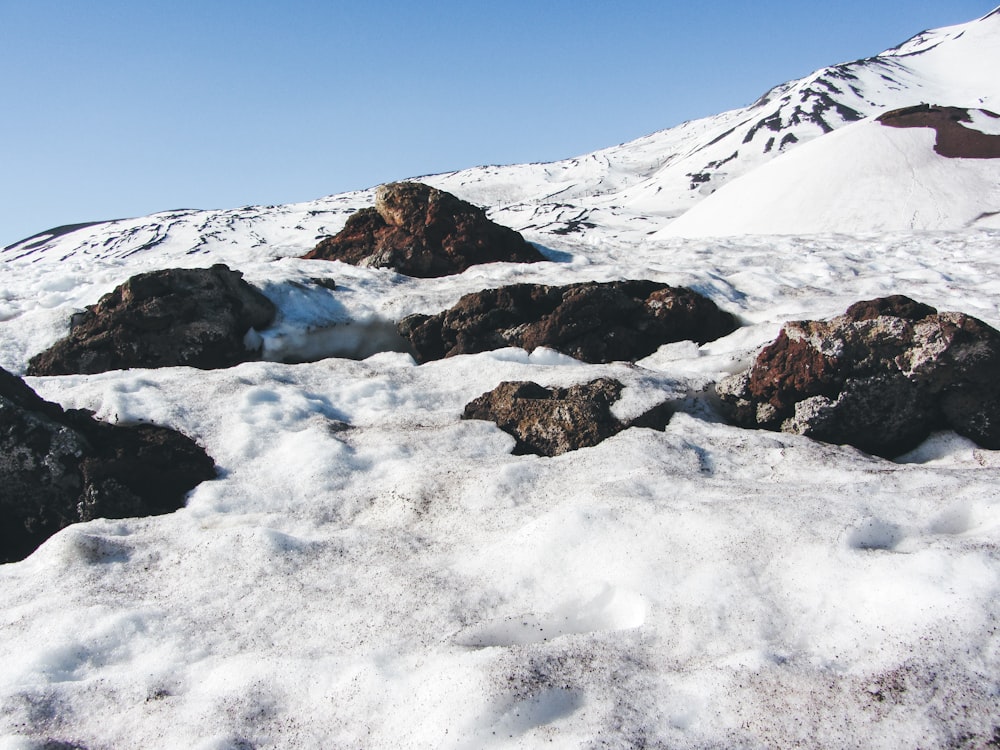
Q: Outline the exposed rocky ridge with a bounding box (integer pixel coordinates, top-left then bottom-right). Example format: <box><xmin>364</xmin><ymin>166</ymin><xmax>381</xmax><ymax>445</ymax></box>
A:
<box><xmin>27</xmin><ymin>264</ymin><xmax>276</xmax><ymax>375</ymax></box>
<box><xmin>0</xmin><ymin>367</ymin><xmax>216</xmax><ymax>563</ymax></box>
<box><xmin>877</xmin><ymin>104</ymin><xmax>1000</xmax><ymax>158</ymax></box>
<box><xmin>302</xmin><ymin>182</ymin><xmax>545</xmax><ymax>277</ymax></box>
<box><xmin>399</xmin><ymin>280</ymin><xmax>737</xmax><ymax>364</ymax></box>
<box><xmin>716</xmin><ymin>295</ymin><xmax>1000</xmax><ymax>457</ymax></box>
<box><xmin>462</xmin><ymin>378</ymin><xmax>672</xmax><ymax>456</ymax></box>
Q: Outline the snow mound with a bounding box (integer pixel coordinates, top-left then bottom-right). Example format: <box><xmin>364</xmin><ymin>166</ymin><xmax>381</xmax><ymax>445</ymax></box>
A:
<box><xmin>660</xmin><ymin>114</ymin><xmax>1000</xmax><ymax>237</ymax></box>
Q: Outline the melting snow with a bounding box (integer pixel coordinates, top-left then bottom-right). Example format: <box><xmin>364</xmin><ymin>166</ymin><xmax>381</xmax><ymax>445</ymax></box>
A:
<box><xmin>2</xmin><ymin>222</ymin><xmax>1000</xmax><ymax>748</ymax></box>
<box><xmin>3</xmin><ymin>7</ymin><xmax>1000</xmax><ymax>748</ymax></box>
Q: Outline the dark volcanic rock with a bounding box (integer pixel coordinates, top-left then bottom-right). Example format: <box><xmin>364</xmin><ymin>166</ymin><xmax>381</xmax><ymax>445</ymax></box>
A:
<box><xmin>462</xmin><ymin>378</ymin><xmax>672</xmax><ymax>456</ymax></box>
<box><xmin>400</xmin><ymin>280</ymin><xmax>737</xmax><ymax>364</ymax></box>
<box><xmin>877</xmin><ymin>104</ymin><xmax>1000</xmax><ymax>159</ymax></box>
<box><xmin>716</xmin><ymin>295</ymin><xmax>1000</xmax><ymax>457</ymax></box>
<box><xmin>0</xmin><ymin>367</ymin><xmax>216</xmax><ymax>563</ymax></box>
<box><xmin>27</xmin><ymin>264</ymin><xmax>276</xmax><ymax>375</ymax></box>
<box><xmin>302</xmin><ymin>181</ymin><xmax>545</xmax><ymax>277</ymax></box>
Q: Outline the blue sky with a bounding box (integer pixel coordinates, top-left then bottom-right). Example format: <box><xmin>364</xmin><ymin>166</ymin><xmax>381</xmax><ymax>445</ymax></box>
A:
<box><xmin>1</xmin><ymin>0</ymin><xmax>996</xmax><ymax>247</ymax></box>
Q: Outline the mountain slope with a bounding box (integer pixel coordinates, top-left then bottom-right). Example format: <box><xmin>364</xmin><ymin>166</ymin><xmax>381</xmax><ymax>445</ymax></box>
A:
<box><xmin>661</xmin><ymin>109</ymin><xmax>1000</xmax><ymax>237</ymax></box>
<box><xmin>5</xmin><ymin>6</ymin><xmax>1000</xmax><ymax>264</ymax></box>
<box><xmin>428</xmin><ymin>5</ymin><xmax>1000</xmax><ymax>234</ymax></box>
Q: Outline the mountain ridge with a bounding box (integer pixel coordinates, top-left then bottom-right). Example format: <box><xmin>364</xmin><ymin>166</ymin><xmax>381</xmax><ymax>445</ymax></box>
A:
<box><xmin>5</xmin><ymin>6</ymin><xmax>999</xmax><ymax>260</ymax></box>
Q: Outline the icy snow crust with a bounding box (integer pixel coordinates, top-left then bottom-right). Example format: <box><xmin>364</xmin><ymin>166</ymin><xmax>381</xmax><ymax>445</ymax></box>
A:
<box><xmin>3</xmin><ymin>8</ymin><xmax>1000</xmax><ymax>749</ymax></box>
<box><xmin>3</xmin><ymin>218</ymin><xmax>1000</xmax><ymax>748</ymax></box>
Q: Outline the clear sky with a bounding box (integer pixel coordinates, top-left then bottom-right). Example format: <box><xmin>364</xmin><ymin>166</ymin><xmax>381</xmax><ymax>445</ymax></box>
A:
<box><xmin>1</xmin><ymin>0</ymin><xmax>996</xmax><ymax>247</ymax></box>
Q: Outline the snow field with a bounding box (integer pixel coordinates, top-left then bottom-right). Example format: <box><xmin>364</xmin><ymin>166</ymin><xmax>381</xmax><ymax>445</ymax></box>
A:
<box><xmin>1</xmin><ymin>223</ymin><xmax>1000</xmax><ymax>746</ymax></box>
<box><xmin>4</xmin><ymin>8</ymin><xmax>1000</xmax><ymax>745</ymax></box>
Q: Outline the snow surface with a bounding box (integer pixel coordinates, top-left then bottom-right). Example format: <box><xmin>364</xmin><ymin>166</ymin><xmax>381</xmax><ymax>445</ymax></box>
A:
<box><xmin>967</xmin><ymin>108</ymin><xmax>1000</xmax><ymax>135</ymax></box>
<box><xmin>3</xmin><ymin>219</ymin><xmax>1000</xmax><ymax>748</ymax></box>
<box><xmin>660</xmin><ymin>117</ymin><xmax>1000</xmax><ymax>237</ymax></box>
<box><xmin>3</xmin><ymin>7</ymin><xmax>1000</xmax><ymax>749</ymax></box>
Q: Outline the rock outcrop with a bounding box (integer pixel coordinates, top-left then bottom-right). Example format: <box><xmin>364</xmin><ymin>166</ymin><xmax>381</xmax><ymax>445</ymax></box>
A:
<box><xmin>716</xmin><ymin>295</ymin><xmax>1000</xmax><ymax>457</ymax></box>
<box><xmin>877</xmin><ymin>104</ymin><xmax>1000</xmax><ymax>159</ymax></box>
<box><xmin>302</xmin><ymin>182</ymin><xmax>545</xmax><ymax>277</ymax></box>
<box><xmin>1</xmin><ymin>367</ymin><xmax>216</xmax><ymax>563</ymax></box>
<box><xmin>27</xmin><ymin>264</ymin><xmax>276</xmax><ymax>375</ymax></box>
<box><xmin>400</xmin><ymin>280</ymin><xmax>737</xmax><ymax>364</ymax></box>
<box><xmin>463</xmin><ymin>378</ymin><xmax>672</xmax><ymax>456</ymax></box>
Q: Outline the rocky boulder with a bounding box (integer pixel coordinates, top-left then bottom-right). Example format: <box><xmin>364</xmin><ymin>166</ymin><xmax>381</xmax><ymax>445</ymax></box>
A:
<box><xmin>463</xmin><ymin>378</ymin><xmax>672</xmax><ymax>456</ymax></box>
<box><xmin>302</xmin><ymin>181</ymin><xmax>545</xmax><ymax>277</ymax></box>
<box><xmin>1</xmin><ymin>367</ymin><xmax>216</xmax><ymax>563</ymax></box>
<box><xmin>27</xmin><ymin>264</ymin><xmax>276</xmax><ymax>375</ymax></box>
<box><xmin>716</xmin><ymin>295</ymin><xmax>1000</xmax><ymax>457</ymax></box>
<box><xmin>400</xmin><ymin>280</ymin><xmax>737</xmax><ymax>364</ymax></box>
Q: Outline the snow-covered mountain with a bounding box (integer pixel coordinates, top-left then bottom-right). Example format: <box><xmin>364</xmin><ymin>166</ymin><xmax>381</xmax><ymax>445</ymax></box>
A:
<box><xmin>437</xmin><ymin>6</ymin><xmax>1000</xmax><ymax>231</ymax></box>
<box><xmin>661</xmin><ymin>108</ymin><xmax>1000</xmax><ymax>237</ymax></box>
<box><xmin>6</xmin><ymin>4</ymin><xmax>1000</xmax><ymax>263</ymax></box>
<box><xmin>434</xmin><ymin>5</ymin><xmax>1000</xmax><ymax>237</ymax></box>
<box><xmin>3</xmin><ymin>8</ymin><xmax>1000</xmax><ymax>750</ymax></box>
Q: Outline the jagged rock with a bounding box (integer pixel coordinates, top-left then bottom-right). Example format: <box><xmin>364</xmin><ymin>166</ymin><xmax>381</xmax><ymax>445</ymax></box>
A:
<box><xmin>0</xmin><ymin>367</ymin><xmax>216</xmax><ymax>563</ymax></box>
<box><xmin>400</xmin><ymin>280</ymin><xmax>737</xmax><ymax>364</ymax></box>
<box><xmin>27</xmin><ymin>265</ymin><xmax>276</xmax><ymax>375</ymax></box>
<box><xmin>716</xmin><ymin>295</ymin><xmax>1000</xmax><ymax>457</ymax></box>
<box><xmin>302</xmin><ymin>181</ymin><xmax>545</xmax><ymax>277</ymax></box>
<box><xmin>462</xmin><ymin>378</ymin><xmax>672</xmax><ymax>456</ymax></box>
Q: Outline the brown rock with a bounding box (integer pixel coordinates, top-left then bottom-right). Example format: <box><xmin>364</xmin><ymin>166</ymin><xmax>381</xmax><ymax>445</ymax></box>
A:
<box><xmin>0</xmin><ymin>367</ymin><xmax>215</xmax><ymax>563</ymax></box>
<box><xmin>877</xmin><ymin>104</ymin><xmax>1000</xmax><ymax>159</ymax></box>
<box><xmin>717</xmin><ymin>295</ymin><xmax>1000</xmax><ymax>457</ymax></box>
<box><xmin>27</xmin><ymin>264</ymin><xmax>276</xmax><ymax>375</ymax></box>
<box><xmin>744</xmin><ymin>329</ymin><xmax>843</xmax><ymax>418</ymax></box>
<box><xmin>302</xmin><ymin>182</ymin><xmax>545</xmax><ymax>277</ymax></box>
<box><xmin>779</xmin><ymin>374</ymin><xmax>938</xmax><ymax>457</ymax></box>
<box><xmin>843</xmin><ymin>294</ymin><xmax>937</xmax><ymax>323</ymax></box>
<box><xmin>400</xmin><ymin>280</ymin><xmax>738</xmax><ymax>364</ymax></box>
<box><xmin>462</xmin><ymin>378</ymin><xmax>672</xmax><ymax>456</ymax></box>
